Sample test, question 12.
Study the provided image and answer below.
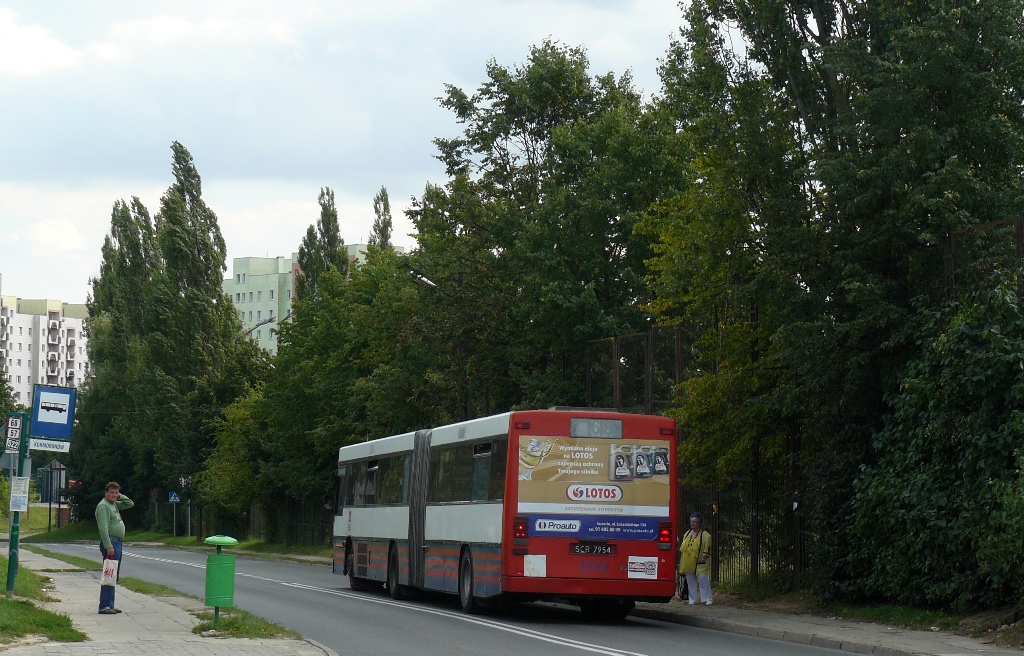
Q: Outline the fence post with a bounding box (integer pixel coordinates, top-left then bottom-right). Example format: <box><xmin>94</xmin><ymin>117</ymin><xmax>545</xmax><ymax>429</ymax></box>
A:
<box><xmin>750</xmin><ymin>445</ymin><xmax>760</xmax><ymax>585</ymax></box>
<box><xmin>612</xmin><ymin>336</ymin><xmax>621</xmax><ymax>411</ymax></box>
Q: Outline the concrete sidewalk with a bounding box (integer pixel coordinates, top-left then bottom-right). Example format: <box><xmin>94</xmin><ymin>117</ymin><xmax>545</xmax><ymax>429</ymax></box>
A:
<box><xmin>2</xmin><ymin>550</ymin><xmax>337</xmax><ymax>656</ymax></box>
<box><xmin>634</xmin><ymin>598</ymin><xmax>1020</xmax><ymax>656</ymax></box>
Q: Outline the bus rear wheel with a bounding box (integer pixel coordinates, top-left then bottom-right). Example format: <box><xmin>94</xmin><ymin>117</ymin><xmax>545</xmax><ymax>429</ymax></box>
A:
<box><xmin>346</xmin><ymin>548</ymin><xmax>374</xmax><ymax>592</ymax></box>
<box><xmin>386</xmin><ymin>547</ymin><xmax>406</xmax><ymax>600</ymax></box>
<box><xmin>458</xmin><ymin>550</ymin><xmax>482</xmax><ymax>614</ymax></box>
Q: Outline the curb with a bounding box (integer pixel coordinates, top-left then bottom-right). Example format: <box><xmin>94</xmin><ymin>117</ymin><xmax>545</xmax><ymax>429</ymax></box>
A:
<box><xmin>631</xmin><ymin>607</ymin><xmax>916</xmax><ymax>656</ymax></box>
<box><xmin>305</xmin><ymin>637</ymin><xmax>340</xmax><ymax>656</ymax></box>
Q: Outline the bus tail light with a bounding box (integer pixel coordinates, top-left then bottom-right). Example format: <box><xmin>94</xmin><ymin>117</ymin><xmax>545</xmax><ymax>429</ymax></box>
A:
<box><xmin>660</xmin><ymin>427</ymin><xmax>675</xmax><ymax>435</ymax></box>
<box><xmin>657</xmin><ymin>522</ymin><xmax>672</xmax><ymax>550</ymax></box>
<box><xmin>514</xmin><ymin>421</ymin><xmax>531</xmax><ymax>430</ymax></box>
<box><xmin>513</xmin><ymin>516</ymin><xmax>529</xmax><ymax>544</ymax></box>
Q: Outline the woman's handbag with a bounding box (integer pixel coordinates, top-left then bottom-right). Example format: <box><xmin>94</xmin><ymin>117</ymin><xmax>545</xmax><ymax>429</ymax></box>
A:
<box><xmin>101</xmin><ymin>559</ymin><xmax>119</xmax><ymax>587</ymax></box>
<box><xmin>678</xmin><ymin>575</ymin><xmax>689</xmax><ymax>600</ymax></box>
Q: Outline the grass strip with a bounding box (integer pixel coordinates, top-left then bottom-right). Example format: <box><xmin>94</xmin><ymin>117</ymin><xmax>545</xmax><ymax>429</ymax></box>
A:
<box><xmin>0</xmin><ymin>554</ymin><xmax>58</xmax><ymax>600</ymax></box>
<box><xmin>0</xmin><ymin>598</ymin><xmax>86</xmax><ymax>643</ymax></box>
<box><xmin>21</xmin><ymin>545</ymin><xmax>100</xmax><ymax>571</ymax></box>
<box><xmin>825</xmin><ymin>603</ymin><xmax>960</xmax><ymax>630</ymax></box>
<box><xmin>192</xmin><ymin>608</ymin><xmax>301</xmax><ymax>639</ymax></box>
<box><xmin>119</xmin><ymin>577</ymin><xmax>190</xmax><ymax>597</ymax></box>
<box><xmin>25</xmin><ymin>522</ymin><xmax>333</xmax><ymax>558</ymax></box>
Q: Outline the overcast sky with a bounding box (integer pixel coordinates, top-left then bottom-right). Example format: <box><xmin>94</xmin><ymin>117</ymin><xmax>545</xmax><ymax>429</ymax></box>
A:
<box><xmin>0</xmin><ymin>1</ymin><xmax>683</xmax><ymax>304</ymax></box>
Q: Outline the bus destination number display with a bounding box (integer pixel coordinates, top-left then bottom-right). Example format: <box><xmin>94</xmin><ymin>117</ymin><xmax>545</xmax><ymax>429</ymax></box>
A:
<box><xmin>570</xmin><ymin>543</ymin><xmax>616</xmax><ymax>556</ymax></box>
<box><xmin>569</xmin><ymin>418</ymin><xmax>623</xmax><ymax>439</ymax></box>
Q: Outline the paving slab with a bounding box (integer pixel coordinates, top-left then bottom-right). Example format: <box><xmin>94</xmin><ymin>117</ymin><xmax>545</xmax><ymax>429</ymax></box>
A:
<box><xmin>3</xmin><ymin>549</ymin><xmax>336</xmax><ymax>656</ymax></box>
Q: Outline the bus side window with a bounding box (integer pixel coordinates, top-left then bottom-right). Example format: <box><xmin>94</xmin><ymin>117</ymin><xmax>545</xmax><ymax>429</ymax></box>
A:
<box><xmin>430</xmin><ymin>448</ymin><xmax>455</xmax><ymax>502</ymax></box>
<box><xmin>452</xmin><ymin>444</ymin><xmax>474</xmax><ymax>501</ymax></box>
<box><xmin>488</xmin><ymin>439</ymin><xmax>507</xmax><ymax>500</ymax></box>
<box><xmin>378</xmin><ymin>456</ymin><xmax>404</xmax><ymax>504</ymax></box>
<box><xmin>336</xmin><ymin>465</ymin><xmax>347</xmax><ymax>513</ymax></box>
<box><xmin>364</xmin><ymin>461</ymin><xmax>378</xmax><ymax>505</ymax></box>
<box><xmin>402</xmin><ymin>453</ymin><xmax>412</xmax><ymax>504</ymax></box>
<box><xmin>351</xmin><ymin>461</ymin><xmax>367</xmax><ymax>505</ymax></box>
<box><xmin>470</xmin><ymin>443</ymin><xmax>491</xmax><ymax>501</ymax></box>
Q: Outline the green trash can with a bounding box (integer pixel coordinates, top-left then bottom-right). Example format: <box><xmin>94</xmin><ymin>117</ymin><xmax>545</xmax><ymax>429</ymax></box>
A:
<box><xmin>204</xmin><ymin>535</ymin><xmax>239</xmax><ymax>621</ymax></box>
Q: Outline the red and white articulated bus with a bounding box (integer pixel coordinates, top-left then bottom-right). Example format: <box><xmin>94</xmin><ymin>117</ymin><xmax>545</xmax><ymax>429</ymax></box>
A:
<box><xmin>333</xmin><ymin>408</ymin><xmax>678</xmax><ymax>620</ymax></box>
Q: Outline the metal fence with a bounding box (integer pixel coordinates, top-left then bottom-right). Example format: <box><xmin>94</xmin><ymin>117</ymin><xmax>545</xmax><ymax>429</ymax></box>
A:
<box><xmin>588</xmin><ymin>325</ymin><xmax>815</xmax><ymax>590</ymax></box>
<box><xmin>682</xmin><ymin>475</ymin><xmax>813</xmax><ymax>590</ymax></box>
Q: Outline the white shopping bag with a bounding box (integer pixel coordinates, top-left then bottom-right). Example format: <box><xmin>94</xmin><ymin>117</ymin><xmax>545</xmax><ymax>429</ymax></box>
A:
<box><xmin>100</xmin><ymin>559</ymin><xmax>119</xmax><ymax>587</ymax></box>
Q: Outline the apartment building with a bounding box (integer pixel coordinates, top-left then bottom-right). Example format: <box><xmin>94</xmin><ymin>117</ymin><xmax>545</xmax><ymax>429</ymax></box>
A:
<box><xmin>224</xmin><ymin>245</ymin><xmax>402</xmax><ymax>356</ymax></box>
<box><xmin>224</xmin><ymin>256</ymin><xmax>294</xmax><ymax>356</ymax></box>
<box><xmin>0</xmin><ymin>295</ymin><xmax>89</xmax><ymax>405</ymax></box>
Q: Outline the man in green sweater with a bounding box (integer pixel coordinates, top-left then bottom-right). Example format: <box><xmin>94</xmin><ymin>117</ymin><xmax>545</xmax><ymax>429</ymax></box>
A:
<box><xmin>96</xmin><ymin>481</ymin><xmax>133</xmax><ymax>614</ymax></box>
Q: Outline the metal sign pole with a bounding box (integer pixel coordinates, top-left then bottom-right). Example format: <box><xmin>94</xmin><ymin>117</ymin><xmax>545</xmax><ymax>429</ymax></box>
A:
<box><xmin>6</xmin><ymin>412</ymin><xmax>30</xmax><ymax>598</ymax></box>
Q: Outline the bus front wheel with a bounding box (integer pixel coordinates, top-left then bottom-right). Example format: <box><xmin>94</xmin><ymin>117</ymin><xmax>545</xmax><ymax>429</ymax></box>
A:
<box><xmin>458</xmin><ymin>550</ymin><xmax>482</xmax><ymax>614</ymax></box>
<box><xmin>347</xmin><ymin>548</ymin><xmax>374</xmax><ymax>592</ymax></box>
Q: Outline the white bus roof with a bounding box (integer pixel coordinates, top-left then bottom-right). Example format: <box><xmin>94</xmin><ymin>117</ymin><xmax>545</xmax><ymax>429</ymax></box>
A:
<box><xmin>336</xmin><ymin>412</ymin><xmax>514</xmax><ymax>463</ymax></box>
<box><xmin>337</xmin><ymin>431</ymin><xmax>416</xmax><ymax>463</ymax></box>
<box><xmin>429</xmin><ymin>412</ymin><xmax>512</xmax><ymax>448</ymax></box>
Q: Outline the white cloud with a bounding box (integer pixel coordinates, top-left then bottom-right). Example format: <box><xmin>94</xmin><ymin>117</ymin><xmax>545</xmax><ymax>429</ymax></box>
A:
<box><xmin>0</xmin><ymin>8</ymin><xmax>81</xmax><ymax>76</ymax></box>
<box><xmin>0</xmin><ymin>0</ymin><xmax>684</xmax><ymax>302</ymax></box>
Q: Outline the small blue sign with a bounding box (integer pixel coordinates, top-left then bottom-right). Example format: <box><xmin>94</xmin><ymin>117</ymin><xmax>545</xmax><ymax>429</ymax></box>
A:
<box><xmin>169</xmin><ymin>491</ymin><xmax>181</xmax><ymax>504</ymax></box>
<box><xmin>30</xmin><ymin>385</ymin><xmax>76</xmax><ymax>441</ymax></box>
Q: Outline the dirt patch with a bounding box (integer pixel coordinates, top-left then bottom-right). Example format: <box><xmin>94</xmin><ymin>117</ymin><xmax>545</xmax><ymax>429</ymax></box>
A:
<box><xmin>958</xmin><ymin>606</ymin><xmax>1024</xmax><ymax>649</ymax></box>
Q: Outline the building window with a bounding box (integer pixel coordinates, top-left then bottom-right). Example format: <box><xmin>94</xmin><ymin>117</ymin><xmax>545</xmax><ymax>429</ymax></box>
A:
<box><xmin>236</xmin><ymin>274</ymin><xmax>241</xmax><ymax>283</ymax></box>
<box><xmin>269</xmin><ymin>309</ymin><xmax>274</xmax><ymax>319</ymax></box>
<box><xmin>270</xmin><ymin>290</ymin><xmax>274</xmax><ymax>300</ymax></box>
<box><xmin>16</xmin><ymin>376</ymin><xmax>20</xmax><ymax>383</ymax></box>
<box><xmin>257</xmin><ymin>330</ymin><xmax>261</xmax><ymax>340</ymax></box>
<box><xmin>287</xmin><ymin>290</ymin><xmax>292</xmax><ymax>299</ymax></box>
<box><xmin>248</xmin><ymin>312</ymin><xmax>252</xmax><ymax>321</ymax></box>
<box><xmin>235</xmin><ymin>293</ymin><xmax>240</xmax><ymax>302</ymax></box>
<box><xmin>18</xmin><ymin>343</ymin><xmax>21</xmax><ymax>351</ymax></box>
<box><xmin>249</xmin><ymin>292</ymin><xmax>253</xmax><ymax>302</ymax></box>
<box><xmin>257</xmin><ymin>291</ymin><xmax>262</xmax><ymax>301</ymax></box>
<box><xmin>16</xmin><ymin>359</ymin><xmax>20</xmax><ymax>367</ymax></box>
<box><xmin>18</xmin><ymin>327</ymin><xmax>22</xmax><ymax>335</ymax></box>
<box><xmin>257</xmin><ymin>311</ymin><xmax>261</xmax><ymax>321</ymax></box>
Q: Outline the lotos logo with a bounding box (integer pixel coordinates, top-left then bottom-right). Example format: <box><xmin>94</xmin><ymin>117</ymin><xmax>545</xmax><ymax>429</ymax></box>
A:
<box><xmin>536</xmin><ymin>519</ymin><xmax>581</xmax><ymax>532</ymax></box>
<box><xmin>566</xmin><ymin>484</ymin><xmax>624</xmax><ymax>502</ymax></box>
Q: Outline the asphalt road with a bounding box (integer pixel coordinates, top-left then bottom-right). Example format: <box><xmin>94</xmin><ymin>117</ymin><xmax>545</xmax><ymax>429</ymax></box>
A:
<box><xmin>34</xmin><ymin>543</ymin><xmax>843</xmax><ymax>656</ymax></box>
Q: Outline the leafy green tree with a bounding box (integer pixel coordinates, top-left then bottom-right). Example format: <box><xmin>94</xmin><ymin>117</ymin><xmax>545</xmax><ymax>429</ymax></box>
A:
<box><xmin>0</xmin><ymin>374</ymin><xmax>16</xmax><ymax>418</ymax></box>
<box><xmin>72</xmin><ymin>142</ymin><xmax>264</xmax><ymax>519</ymax></box>
<box><xmin>296</xmin><ymin>187</ymin><xmax>347</xmax><ymax>299</ymax></box>
<box><xmin>644</xmin><ymin>0</ymin><xmax>1024</xmax><ymax>601</ymax></box>
<box><xmin>369</xmin><ymin>186</ymin><xmax>393</xmax><ymax>249</ymax></box>
<box><xmin>852</xmin><ymin>273</ymin><xmax>1024</xmax><ymax>608</ymax></box>
<box><xmin>421</xmin><ymin>40</ymin><xmax>665</xmax><ymax>409</ymax></box>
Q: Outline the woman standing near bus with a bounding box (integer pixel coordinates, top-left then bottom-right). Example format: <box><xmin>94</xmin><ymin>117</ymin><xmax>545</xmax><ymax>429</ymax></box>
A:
<box><xmin>678</xmin><ymin>512</ymin><xmax>712</xmax><ymax>605</ymax></box>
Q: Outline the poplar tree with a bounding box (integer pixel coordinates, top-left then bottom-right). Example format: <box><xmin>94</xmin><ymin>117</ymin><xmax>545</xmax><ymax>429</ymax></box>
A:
<box><xmin>369</xmin><ymin>186</ymin><xmax>393</xmax><ymax>249</ymax></box>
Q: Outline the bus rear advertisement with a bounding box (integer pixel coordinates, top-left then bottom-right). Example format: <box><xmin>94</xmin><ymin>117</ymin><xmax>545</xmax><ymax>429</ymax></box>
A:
<box><xmin>334</xmin><ymin>409</ymin><xmax>677</xmax><ymax>621</ymax></box>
